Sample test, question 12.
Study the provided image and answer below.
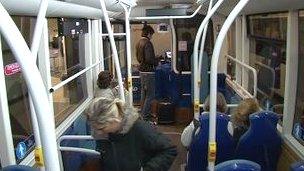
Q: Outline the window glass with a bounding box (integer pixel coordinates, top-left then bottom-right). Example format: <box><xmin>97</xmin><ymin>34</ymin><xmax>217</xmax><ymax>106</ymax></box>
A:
<box><xmin>102</xmin><ymin>22</ymin><xmax>127</xmax><ymax>77</ymax></box>
<box><xmin>175</xmin><ymin>14</ymin><xmax>213</xmax><ymax>72</ymax></box>
<box><xmin>248</xmin><ymin>13</ymin><xmax>287</xmax><ymax>121</ymax></box>
<box><xmin>292</xmin><ymin>11</ymin><xmax>304</xmax><ymax>143</ymax></box>
<box><xmin>1</xmin><ymin>16</ymin><xmax>35</xmax><ymax>162</ymax></box>
<box><xmin>227</xmin><ymin>22</ymin><xmax>236</xmax><ymax>80</ymax></box>
<box><xmin>47</xmin><ymin>18</ymin><xmax>88</xmax><ymax>126</ymax></box>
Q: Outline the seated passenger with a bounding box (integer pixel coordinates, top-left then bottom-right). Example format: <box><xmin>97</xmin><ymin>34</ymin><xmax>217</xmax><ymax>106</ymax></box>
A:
<box><xmin>85</xmin><ymin>97</ymin><xmax>177</xmax><ymax>171</ymax></box>
<box><xmin>94</xmin><ymin>71</ymin><xmax>130</xmax><ymax>105</ymax></box>
<box><xmin>231</xmin><ymin>98</ymin><xmax>260</xmax><ymax>141</ymax></box>
<box><xmin>181</xmin><ymin>92</ymin><xmax>231</xmax><ymax>148</ymax></box>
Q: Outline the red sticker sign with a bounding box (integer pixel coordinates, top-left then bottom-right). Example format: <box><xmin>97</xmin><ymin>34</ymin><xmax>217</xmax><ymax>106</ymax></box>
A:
<box><xmin>4</xmin><ymin>62</ymin><xmax>21</xmax><ymax>76</ymax></box>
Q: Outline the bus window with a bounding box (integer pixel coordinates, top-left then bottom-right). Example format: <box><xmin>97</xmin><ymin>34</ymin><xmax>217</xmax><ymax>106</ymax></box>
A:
<box><xmin>1</xmin><ymin>16</ymin><xmax>35</xmax><ymax>162</ymax></box>
<box><xmin>174</xmin><ymin>14</ymin><xmax>214</xmax><ymax>72</ymax></box>
<box><xmin>47</xmin><ymin>18</ymin><xmax>88</xmax><ymax>126</ymax></box>
<box><xmin>247</xmin><ymin>13</ymin><xmax>287</xmax><ymax>122</ymax></box>
<box><xmin>102</xmin><ymin>22</ymin><xmax>127</xmax><ymax>75</ymax></box>
<box><xmin>227</xmin><ymin>21</ymin><xmax>236</xmax><ymax>80</ymax></box>
<box><xmin>292</xmin><ymin>11</ymin><xmax>304</xmax><ymax>143</ymax></box>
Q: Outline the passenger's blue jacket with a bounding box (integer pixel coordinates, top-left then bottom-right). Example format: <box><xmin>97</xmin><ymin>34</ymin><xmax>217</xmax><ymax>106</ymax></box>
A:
<box><xmin>96</xmin><ymin>119</ymin><xmax>177</xmax><ymax>171</ymax></box>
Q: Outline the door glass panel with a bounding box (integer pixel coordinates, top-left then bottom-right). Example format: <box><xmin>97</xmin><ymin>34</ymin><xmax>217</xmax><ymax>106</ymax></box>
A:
<box><xmin>1</xmin><ymin>16</ymin><xmax>35</xmax><ymax>162</ymax></box>
<box><xmin>47</xmin><ymin>18</ymin><xmax>88</xmax><ymax>126</ymax></box>
<box><xmin>292</xmin><ymin>11</ymin><xmax>304</xmax><ymax>144</ymax></box>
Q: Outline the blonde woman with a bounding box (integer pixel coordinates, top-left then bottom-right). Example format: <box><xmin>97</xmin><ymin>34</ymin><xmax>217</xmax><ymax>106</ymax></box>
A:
<box><xmin>231</xmin><ymin>98</ymin><xmax>260</xmax><ymax>141</ymax></box>
<box><xmin>85</xmin><ymin>97</ymin><xmax>177</xmax><ymax>171</ymax></box>
<box><xmin>181</xmin><ymin>92</ymin><xmax>230</xmax><ymax>148</ymax></box>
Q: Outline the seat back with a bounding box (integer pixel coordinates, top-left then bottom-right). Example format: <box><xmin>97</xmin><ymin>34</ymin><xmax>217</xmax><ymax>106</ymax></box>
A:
<box><xmin>235</xmin><ymin>111</ymin><xmax>282</xmax><ymax>171</ymax></box>
<box><xmin>187</xmin><ymin>113</ymin><xmax>236</xmax><ymax>171</ymax></box>
<box><xmin>215</xmin><ymin>159</ymin><xmax>261</xmax><ymax>171</ymax></box>
<box><xmin>2</xmin><ymin>165</ymin><xmax>37</xmax><ymax>171</ymax></box>
<box><xmin>290</xmin><ymin>161</ymin><xmax>304</xmax><ymax>171</ymax></box>
<box><xmin>61</xmin><ymin>151</ymin><xmax>102</xmax><ymax>171</ymax></box>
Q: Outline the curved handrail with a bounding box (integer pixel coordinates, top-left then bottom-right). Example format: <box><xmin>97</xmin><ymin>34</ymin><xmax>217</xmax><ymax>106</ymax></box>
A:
<box><xmin>226</xmin><ymin>55</ymin><xmax>257</xmax><ymax>97</ymax></box>
<box><xmin>209</xmin><ymin>0</ymin><xmax>251</xmax><ymax>170</ymax></box>
<box><xmin>28</xmin><ymin>0</ymin><xmax>49</xmax><ymax>165</ymax></box>
<box><xmin>58</xmin><ymin>135</ymin><xmax>101</xmax><ymax>155</ymax></box>
<box><xmin>192</xmin><ymin>0</ymin><xmax>225</xmax><ymax>119</ymax></box>
<box><xmin>121</xmin><ymin>4</ymin><xmax>133</xmax><ymax>106</ymax></box>
<box><xmin>197</xmin><ymin>0</ymin><xmax>213</xmax><ymax>83</ymax></box>
<box><xmin>99</xmin><ymin>0</ymin><xmax>125</xmax><ymax>102</ymax></box>
<box><xmin>0</xmin><ymin>3</ymin><xmax>60</xmax><ymax>170</ymax></box>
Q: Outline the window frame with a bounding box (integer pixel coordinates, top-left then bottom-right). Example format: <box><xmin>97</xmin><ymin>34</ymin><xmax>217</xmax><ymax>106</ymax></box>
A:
<box><xmin>0</xmin><ymin>17</ymin><xmax>99</xmax><ymax>165</ymax></box>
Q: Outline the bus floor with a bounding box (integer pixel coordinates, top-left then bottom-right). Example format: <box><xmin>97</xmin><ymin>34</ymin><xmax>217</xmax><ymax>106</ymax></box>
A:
<box><xmin>157</xmin><ymin>123</ymin><xmax>188</xmax><ymax>171</ymax></box>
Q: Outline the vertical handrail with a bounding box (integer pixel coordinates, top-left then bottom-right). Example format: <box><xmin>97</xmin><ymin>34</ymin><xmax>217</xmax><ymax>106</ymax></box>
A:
<box><xmin>226</xmin><ymin>55</ymin><xmax>257</xmax><ymax>97</ymax></box>
<box><xmin>209</xmin><ymin>0</ymin><xmax>250</xmax><ymax>170</ymax></box>
<box><xmin>98</xmin><ymin>19</ymin><xmax>105</xmax><ymax>71</ymax></box>
<box><xmin>122</xmin><ymin>4</ymin><xmax>133</xmax><ymax>106</ymax></box>
<box><xmin>98</xmin><ymin>0</ymin><xmax>125</xmax><ymax>102</ymax></box>
<box><xmin>198</xmin><ymin>0</ymin><xmax>213</xmax><ymax>83</ymax></box>
<box><xmin>0</xmin><ymin>3</ymin><xmax>60</xmax><ymax>170</ymax></box>
<box><xmin>192</xmin><ymin>0</ymin><xmax>225</xmax><ymax>119</ymax></box>
<box><xmin>170</xmin><ymin>19</ymin><xmax>178</xmax><ymax>73</ymax></box>
<box><xmin>29</xmin><ymin>0</ymin><xmax>49</xmax><ymax>167</ymax></box>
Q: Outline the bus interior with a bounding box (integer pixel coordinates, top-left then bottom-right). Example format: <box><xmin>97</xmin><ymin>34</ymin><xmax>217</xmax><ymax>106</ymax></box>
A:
<box><xmin>0</xmin><ymin>0</ymin><xmax>304</xmax><ymax>170</ymax></box>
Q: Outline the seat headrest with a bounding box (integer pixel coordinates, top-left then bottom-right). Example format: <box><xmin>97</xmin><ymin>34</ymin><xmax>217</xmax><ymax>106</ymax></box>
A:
<box><xmin>242</xmin><ymin>111</ymin><xmax>280</xmax><ymax>140</ymax></box>
<box><xmin>199</xmin><ymin>112</ymin><xmax>230</xmax><ymax>131</ymax></box>
<box><xmin>215</xmin><ymin>159</ymin><xmax>261</xmax><ymax>171</ymax></box>
<box><xmin>249</xmin><ymin>111</ymin><xmax>279</xmax><ymax>128</ymax></box>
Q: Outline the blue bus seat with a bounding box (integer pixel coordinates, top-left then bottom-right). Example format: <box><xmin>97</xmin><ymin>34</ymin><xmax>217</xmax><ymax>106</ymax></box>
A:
<box><xmin>235</xmin><ymin>111</ymin><xmax>282</xmax><ymax>171</ymax></box>
<box><xmin>215</xmin><ymin>159</ymin><xmax>261</xmax><ymax>171</ymax></box>
<box><xmin>187</xmin><ymin>113</ymin><xmax>236</xmax><ymax>171</ymax></box>
<box><xmin>2</xmin><ymin>165</ymin><xmax>37</xmax><ymax>171</ymax></box>
<box><xmin>61</xmin><ymin>151</ymin><xmax>102</xmax><ymax>171</ymax></box>
<box><xmin>290</xmin><ymin>161</ymin><xmax>304</xmax><ymax>171</ymax></box>
<box><xmin>155</xmin><ymin>63</ymin><xmax>172</xmax><ymax>100</ymax></box>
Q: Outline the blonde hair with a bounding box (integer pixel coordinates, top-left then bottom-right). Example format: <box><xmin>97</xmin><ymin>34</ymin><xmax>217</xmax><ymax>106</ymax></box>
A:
<box><xmin>203</xmin><ymin>92</ymin><xmax>228</xmax><ymax>113</ymax></box>
<box><xmin>85</xmin><ymin>98</ymin><xmax>124</xmax><ymax>126</ymax></box>
<box><xmin>85</xmin><ymin>97</ymin><xmax>139</xmax><ymax>134</ymax></box>
<box><xmin>232</xmin><ymin>98</ymin><xmax>260</xmax><ymax>127</ymax></box>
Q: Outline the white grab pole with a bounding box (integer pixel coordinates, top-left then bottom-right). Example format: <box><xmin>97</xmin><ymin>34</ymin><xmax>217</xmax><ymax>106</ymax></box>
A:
<box><xmin>122</xmin><ymin>5</ymin><xmax>133</xmax><ymax>106</ymax></box>
<box><xmin>98</xmin><ymin>0</ymin><xmax>125</xmax><ymax>102</ymax></box>
<box><xmin>31</xmin><ymin>0</ymin><xmax>48</xmax><ymax>58</ymax></box>
<box><xmin>192</xmin><ymin>0</ymin><xmax>225</xmax><ymax>119</ymax></box>
<box><xmin>208</xmin><ymin>0</ymin><xmax>250</xmax><ymax>170</ymax></box>
<box><xmin>169</xmin><ymin>19</ymin><xmax>178</xmax><ymax>73</ymax></box>
<box><xmin>29</xmin><ymin>0</ymin><xmax>49</xmax><ymax>167</ymax></box>
<box><xmin>198</xmin><ymin>0</ymin><xmax>213</xmax><ymax>84</ymax></box>
<box><xmin>226</xmin><ymin>55</ymin><xmax>257</xmax><ymax>97</ymax></box>
<box><xmin>98</xmin><ymin>19</ymin><xmax>105</xmax><ymax>71</ymax></box>
<box><xmin>0</xmin><ymin>3</ymin><xmax>60</xmax><ymax>170</ymax></box>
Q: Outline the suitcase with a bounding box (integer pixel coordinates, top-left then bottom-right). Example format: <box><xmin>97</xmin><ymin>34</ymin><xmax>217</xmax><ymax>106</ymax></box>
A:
<box><xmin>157</xmin><ymin>100</ymin><xmax>175</xmax><ymax>124</ymax></box>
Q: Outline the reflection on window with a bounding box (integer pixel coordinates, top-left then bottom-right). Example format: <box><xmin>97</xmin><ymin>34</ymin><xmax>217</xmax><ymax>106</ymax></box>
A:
<box><xmin>1</xmin><ymin>16</ymin><xmax>35</xmax><ymax>162</ymax></box>
<box><xmin>103</xmin><ymin>22</ymin><xmax>126</xmax><ymax>76</ymax></box>
<box><xmin>175</xmin><ymin>15</ymin><xmax>213</xmax><ymax>72</ymax></box>
<box><xmin>248</xmin><ymin>13</ymin><xmax>287</xmax><ymax>41</ymax></box>
<box><xmin>248</xmin><ymin>13</ymin><xmax>287</xmax><ymax>120</ymax></box>
<box><xmin>47</xmin><ymin>18</ymin><xmax>88</xmax><ymax>126</ymax></box>
<box><xmin>292</xmin><ymin>11</ymin><xmax>304</xmax><ymax>144</ymax></box>
<box><xmin>227</xmin><ymin>22</ymin><xmax>236</xmax><ymax>80</ymax></box>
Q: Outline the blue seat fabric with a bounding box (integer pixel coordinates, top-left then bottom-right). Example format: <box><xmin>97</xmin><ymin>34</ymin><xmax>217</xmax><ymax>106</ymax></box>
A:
<box><xmin>290</xmin><ymin>161</ymin><xmax>304</xmax><ymax>171</ymax></box>
<box><xmin>187</xmin><ymin>113</ymin><xmax>236</xmax><ymax>171</ymax></box>
<box><xmin>215</xmin><ymin>159</ymin><xmax>261</xmax><ymax>171</ymax></box>
<box><xmin>2</xmin><ymin>165</ymin><xmax>37</xmax><ymax>171</ymax></box>
<box><xmin>235</xmin><ymin>111</ymin><xmax>282</xmax><ymax>171</ymax></box>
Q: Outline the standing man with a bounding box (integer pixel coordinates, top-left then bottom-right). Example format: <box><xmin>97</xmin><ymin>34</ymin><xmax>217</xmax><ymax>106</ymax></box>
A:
<box><xmin>136</xmin><ymin>25</ymin><xmax>158</xmax><ymax>121</ymax></box>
